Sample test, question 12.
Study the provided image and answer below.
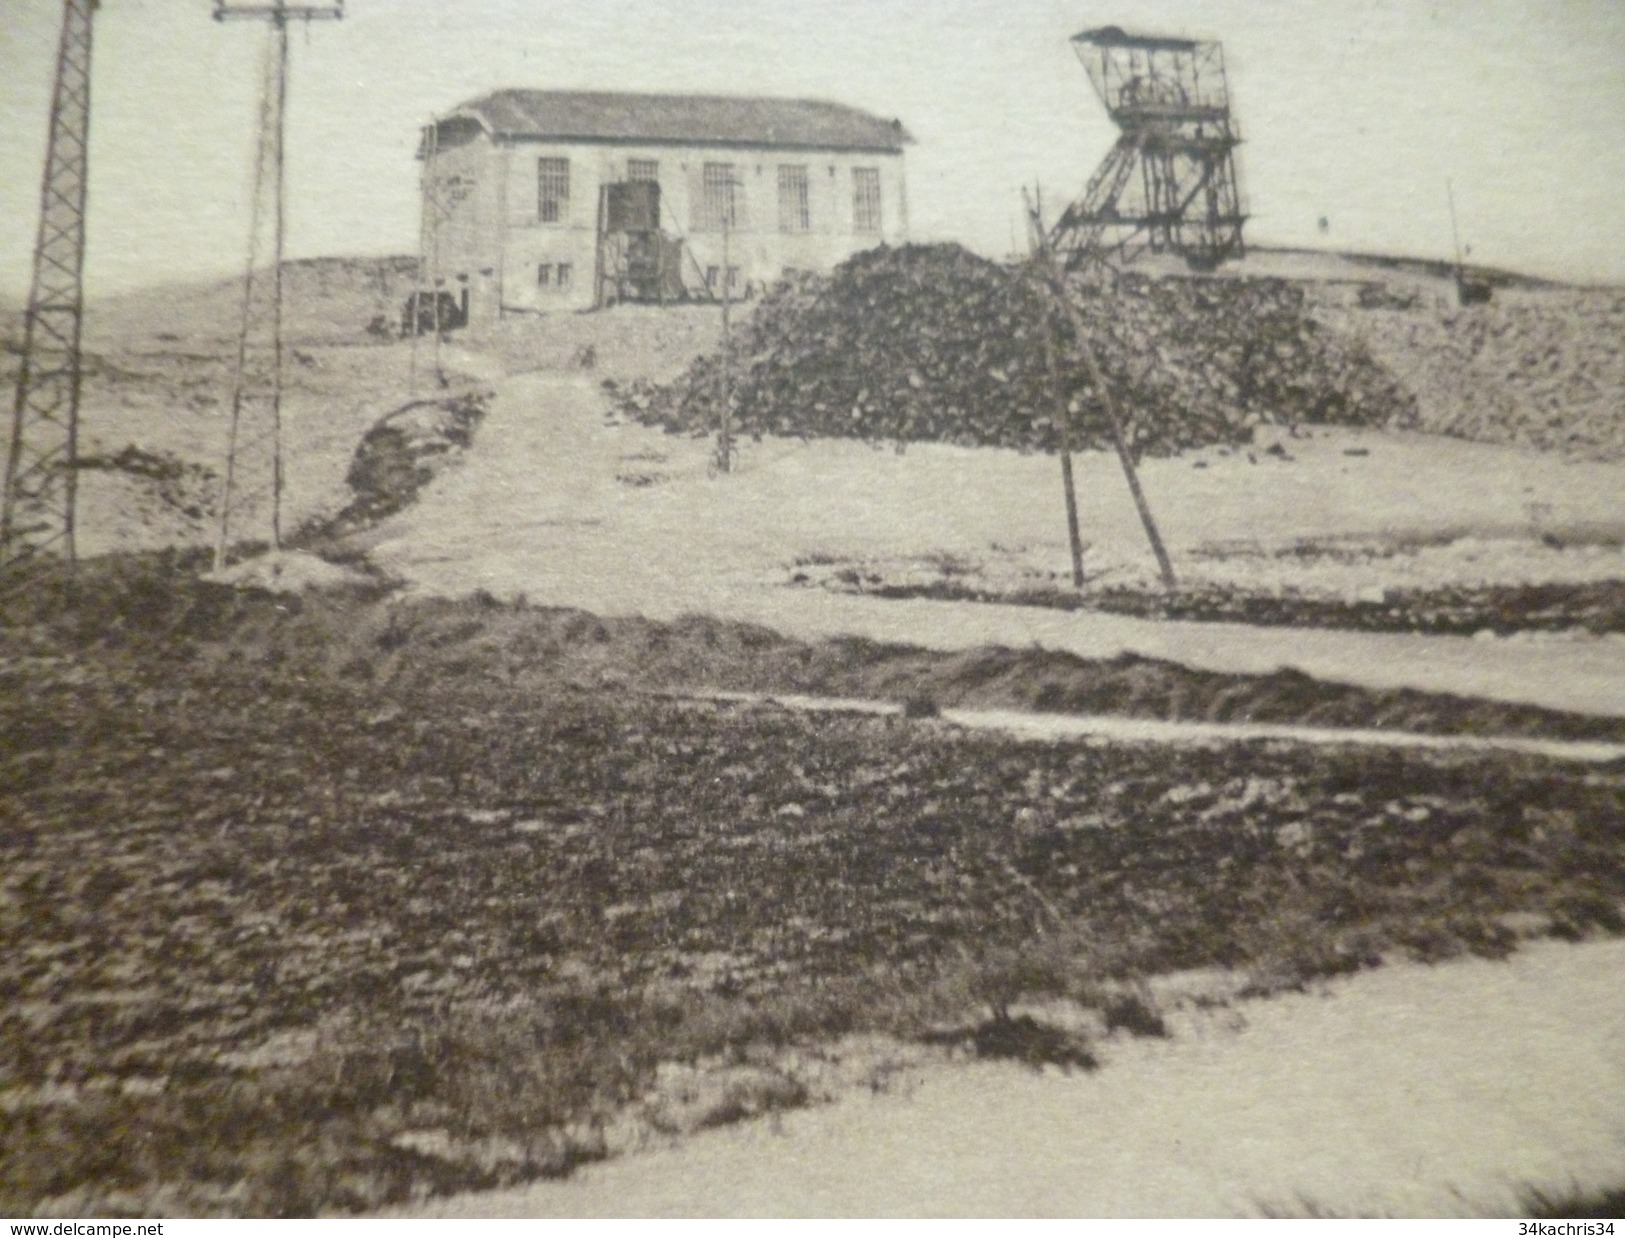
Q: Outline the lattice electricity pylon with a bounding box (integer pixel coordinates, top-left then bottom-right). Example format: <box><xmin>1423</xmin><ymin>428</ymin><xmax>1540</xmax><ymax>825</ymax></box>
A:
<box><xmin>1049</xmin><ymin>26</ymin><xmax>1246</xmax><ymax>273</ymax></box>
<box><xmin>1</xmin><ymin>0</ymin><xmax>98</xmax><ymax>587</ymax></box>
<box><xmin>211</xmin><ymin>0</ymin><xmax>342</xmax><ymax>571</ymax></box>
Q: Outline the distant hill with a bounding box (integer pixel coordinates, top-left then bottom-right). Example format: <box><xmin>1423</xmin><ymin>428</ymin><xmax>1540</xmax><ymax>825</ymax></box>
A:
<box><xmin>83</xmin><ymin>255</ymin><xmax>420</xmax><ymax>349</ymax></box>
<box><xmin>1242</xmin><ymin>246</ymin><xmax>1566</xmax><ymax>290</ymax></box>
<box><xmin>1108</xmin><ymin>245</ymin><xmax>1575</xmax><ymax>293</ymax></box>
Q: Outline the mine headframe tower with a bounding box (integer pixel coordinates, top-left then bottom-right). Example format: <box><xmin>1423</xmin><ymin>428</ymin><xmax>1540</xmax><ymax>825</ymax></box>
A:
<box><xmin>1049</xmin><ymin>26</ymin><xmax>1246</xmax><ymax>273</ymax></box>
<box><xmin>1</xmin><ymin>0</ymin><xmax>98</xmax><ymax>585</ymax></box>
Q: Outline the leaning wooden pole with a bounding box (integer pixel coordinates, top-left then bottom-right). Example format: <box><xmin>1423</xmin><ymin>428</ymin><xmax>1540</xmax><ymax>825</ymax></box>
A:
<box><xmin>1028</xmin><ymin>195</ymin><xmax>1177</xmax><ymax>591</ymax></box>
<box><xmin>716</xmin><ymin>179</ymin><xmax>735</xmax><ymax>474</ymax></box>
<box><xmin>1024</xmin><ymin>191</ymin><xmax>1085</xmax><ymax>589</ymax></box>
<box><xmin>1055</xmin><ymin>396</ymin><xmax>1087</xmax><ymax>587</ymax></box>
<box><xmin>1037</xmin><ymin>272</ymin><xmax>1087</xmax><ymax>588</ymax></box>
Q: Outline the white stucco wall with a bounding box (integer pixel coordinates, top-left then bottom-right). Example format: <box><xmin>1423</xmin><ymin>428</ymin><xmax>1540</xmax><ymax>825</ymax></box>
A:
<box><xmin>423</xmin><ymin>132</ymin><xmax>909</xmax><ymax>319</ymax></box>
<box><xmin>421</xmin><ymin>130</ymin><xmax>504</xmax><ymax>324</ymax></box>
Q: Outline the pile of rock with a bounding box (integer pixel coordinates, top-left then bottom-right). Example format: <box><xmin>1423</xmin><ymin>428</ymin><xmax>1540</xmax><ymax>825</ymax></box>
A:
<box><xmin>1317</xmin><ymin>287</ymin><xmax>1625</xmax><ymax>460</ymax></box>
<box><xmin>609</xmin><ymin>243</ymin><xmax>1417</xmax><ymax>457</ymax></box>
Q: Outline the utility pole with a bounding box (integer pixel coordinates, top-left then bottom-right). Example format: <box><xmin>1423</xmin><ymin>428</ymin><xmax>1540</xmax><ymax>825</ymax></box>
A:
<box><xmin>210</xmin><ymin>0</ymin><xmax>342</xmax><ymax>572</ymax></box>
<box><xmin>1446</xmin><ymin>178</ymin><xmax>1465</xmax><ymax>282</ymax></box>
<box><xmin>1025</xmin><ymin>187</ymin><xmax>1086</xmax><ymax>589</ymax></box>
<box><xmin>409</xmin><ymin>116</ymin><xmax>448</xmax><ymax>396</ymax></box>
<box><xmin>716</xmin><ymin>175</ymin><xmax>738</xmax><ymax>474</ymax></box>
<box><xmin>2</xmin><ymin>0</ymin><xmax>99</xmax><ymax>587</ymax></box>
<box><xmin>1443</xmin><ymin>177</ymin><xmax>1490</xmax><ymax>306</ymax></box>
<box><xmin>1028</xmin><ymin>188</ymin><xmax>1177</xmax><ymax>592</ymax></box>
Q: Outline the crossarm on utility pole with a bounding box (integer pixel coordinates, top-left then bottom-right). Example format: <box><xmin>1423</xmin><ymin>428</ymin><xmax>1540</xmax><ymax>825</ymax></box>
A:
<box><xmin>213</xmin><ymin>3</ymin><xmax>342</xmax><ymax>20</ymax></box>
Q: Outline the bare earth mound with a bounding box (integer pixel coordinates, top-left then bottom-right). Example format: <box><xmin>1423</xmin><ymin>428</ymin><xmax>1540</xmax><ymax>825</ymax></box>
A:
<box><xmin>1316</xmin><ymin>285</ymin><xmax>1625</xmax><ymax>459</ymax></box>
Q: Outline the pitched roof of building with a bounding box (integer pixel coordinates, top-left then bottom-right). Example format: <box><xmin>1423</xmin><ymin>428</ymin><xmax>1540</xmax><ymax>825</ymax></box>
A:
<box><xmin>1073</xmin><ymin>25</ymin><xmax>1202</xmax><ymax>52</ymax></box>
<box><xmin>442</xmin><ymin>90</ymin><xmax>913</xmax><ymax>153</ymax></box>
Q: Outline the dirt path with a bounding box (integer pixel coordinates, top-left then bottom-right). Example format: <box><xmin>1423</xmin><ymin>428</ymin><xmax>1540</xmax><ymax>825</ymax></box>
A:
<box><xmin>401</xmin><ymin>937</ymin><xmax>1625</xmax><ymax>1218</ymax></box>
<box><xmin>370</xmin><ymin>374</ymin><xmax>1625</xmax><ymax>716</ymax></box>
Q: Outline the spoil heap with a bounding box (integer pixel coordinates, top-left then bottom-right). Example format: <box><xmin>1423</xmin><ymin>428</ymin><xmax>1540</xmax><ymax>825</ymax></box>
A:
<box><xmin>610</xmin><ymin>244</ymin><xmax>1416</xmax><ymax>456</ymax></box>
<box><xmin>1315</xmin><ymin>287</ymin><xmax>1625</xmax><ymax>460</ymax></box>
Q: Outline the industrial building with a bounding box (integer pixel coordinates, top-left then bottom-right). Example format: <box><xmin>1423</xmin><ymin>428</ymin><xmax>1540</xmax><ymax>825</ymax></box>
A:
<box><xmin>417</xmin><ymin>90</ymin><xmax>913</xmax><ymax>322</ymax></box>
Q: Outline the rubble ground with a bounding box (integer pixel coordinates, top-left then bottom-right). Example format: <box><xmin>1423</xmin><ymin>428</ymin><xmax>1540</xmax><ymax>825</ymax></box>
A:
<box><xmin>1315</xmin><ymin>283</ymin><xmax>1625</xmax><ymax>459</ymax></box>
<box><xmin>793</xmin><ymin>540</ymin><xmax>1625</xmax><ymax>638</ymax></box>
<box><xmin>3</xmin><ymin>561</ymin><xmax>1623</xmax><ymax>1216</ymax></box>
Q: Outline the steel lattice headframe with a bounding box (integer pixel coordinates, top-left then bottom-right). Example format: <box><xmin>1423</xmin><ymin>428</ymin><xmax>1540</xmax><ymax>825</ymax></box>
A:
<box><xmin>1</xmin><ymin>0</ymin><xmax>97</xmax><ymax>584</ymax></box>
<box><xmin>1049</xmin><ymin>26</ymin><xmax>1247</xmax><ymax>273</ymax></box>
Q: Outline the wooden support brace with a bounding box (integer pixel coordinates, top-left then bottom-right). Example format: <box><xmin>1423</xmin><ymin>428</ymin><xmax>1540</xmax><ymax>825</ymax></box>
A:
<box><xmin>1027</xmin><ymin>192</ymin><xmax>1178</xmax><ymax>592</ymax></box>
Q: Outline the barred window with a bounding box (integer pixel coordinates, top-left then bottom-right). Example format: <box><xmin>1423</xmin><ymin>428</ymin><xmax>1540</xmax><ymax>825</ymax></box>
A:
<box><xmin>700</xmin><ymin>162</ymin><xmax>743</xmax><ymax>231</ymax></box>
<box><xmin>777</xmin><ymin>165</ymin><xmax>810</xmax><ymax>233</ymax></box>
<box><xmin>704</xmin><ymin>265</ymin><xmax>741</xmax><ymax>294</ymax></box>
<box><xmin>537</xmin><ymin>157</ymin><xmax>570</xmax><ymax>224</ymax></box>
<box><xmin>627</xmin><ymin>159</ymin><xmax>659</xmax><ymax>183</ymax></box>
<box><xmin>852</xmin><ymin>167</ymin><xmax>882</xmax><ymax>233</ymax></box>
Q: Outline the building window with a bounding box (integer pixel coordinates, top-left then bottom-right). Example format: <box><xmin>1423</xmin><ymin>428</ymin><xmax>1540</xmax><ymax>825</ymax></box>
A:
<box><xmin>538</xmin><ymin>263</ymin><xmax>573</xmax><ymax>291</ymax></box>
<box><xmin>538</xmin><ymin>157</ymin><xmax>570</xmax><ymax>224</ymax></box>
<box><xmin>556</xmin><ymin>263</ymin><xmax>572</xmax><ymax>290</ymax></box>
<box><xmin>537</xmin><ymin>264</ymin><xmax>550</xmax><ymax>286</ymax></box>
<box><xmin>627</xmin><ymin>159</ymin><xmax>659</xmax><ymax>183</ymax></box>
<box><xmin>777</xmin><ymin>165</ymin><xmax>810</xmax><ymax>233</ymax></box>
<box><xmin>853</xmin><ymin>168</ymin><xmax>882</xmax><ymax>233</ymax></box>
<box><xmin>704</xmin><ymin>265</ymin><xmax>741</xmax><ymax>295</ymax></box>
<box><xmin>700</xmin><ymin>162</ymin><xmax>743</xmax><ymax>231</ymax></box>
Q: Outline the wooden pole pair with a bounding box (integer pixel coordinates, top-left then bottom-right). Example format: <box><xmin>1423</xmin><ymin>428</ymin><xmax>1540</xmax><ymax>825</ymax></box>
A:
<box><xmin>1024</xmin><ymin>189</ymin><xmax>1176</xmax><ymax>592</ymax></box>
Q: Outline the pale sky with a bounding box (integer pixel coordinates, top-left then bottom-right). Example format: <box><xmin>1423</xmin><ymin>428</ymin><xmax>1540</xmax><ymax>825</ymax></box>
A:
<box><xmin>2</xmin><ymin>0</ymin><xmax>1623</xmax><ymax>299</ymax></box>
